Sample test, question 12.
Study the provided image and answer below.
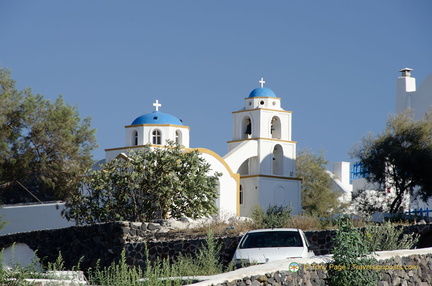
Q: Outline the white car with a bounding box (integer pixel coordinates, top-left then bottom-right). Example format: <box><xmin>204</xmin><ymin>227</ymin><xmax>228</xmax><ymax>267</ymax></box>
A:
<box><xmin>232</xmin><ymin>228</ymin><xmax>315</xmax><ymax>266</ymax></box>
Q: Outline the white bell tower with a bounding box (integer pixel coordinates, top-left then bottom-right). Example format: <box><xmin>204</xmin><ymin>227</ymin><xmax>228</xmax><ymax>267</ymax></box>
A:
<box><xmin>224</xmin><ymin>78</ymin><xmax>301</xmax><ymax>217</ymax></box>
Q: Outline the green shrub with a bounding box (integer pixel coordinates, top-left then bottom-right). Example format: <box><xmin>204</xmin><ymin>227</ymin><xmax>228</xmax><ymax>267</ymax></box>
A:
<box><xmin>364</xmin><ymin>221</ymin><xmax>419</xmax><ymax>252</ymax></box>
<box><xmin>47</xmin><ymin>251</ymin><xmax>65</xmax><ymax>272</ymax></box>
<box><xmin>0</xmin><ymin>244</ymin><xmax>45</xmax><ymax>285</ymax></box>
<box><xmin>173</xmin><ymin>228</ymin><xmax>224</xmax><ymax>276</ymax></box>
<box><xmin>327</xmin><ymin>216</ymin><xmax>378</xmax><ymax>286</ymax></box>
<box><xmin>88</xmin><ymin>251</ymin><xmax>147</xmax><ymax>286</ymax></box>
<box><xmin>0</xmin><ymin>229</ymin><xmax>226</xmax><ymax>286</ymax></box>
<box><xmin>251</xmin><ymin>205</ymin><xmax>292</xmax><ymax>228</ymax></box>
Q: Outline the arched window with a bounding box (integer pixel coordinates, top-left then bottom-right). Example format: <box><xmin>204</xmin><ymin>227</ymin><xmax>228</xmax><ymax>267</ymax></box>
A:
<box><xmin>175</xmin><ymin>130</ymin><xmax>182</xmax><ymax>145</ymax></box>
<box><xmin>133</xmin><ymin>130</ymin><xmax>138</xmax><ymax>146</ymax></box>
<box><xmin>271</xmin><ymin>116</ymin><xmax>281</xmax><ymax>139</ymax></box>
<box><xmin>152</xmin><ymin>129</ymin><xmax>161</xmax><ymax>145</ymax></box>
<box><xmin>272</xmin><ymin>144</ymin><xmax>283</xmax><ymax>175</ymax></box>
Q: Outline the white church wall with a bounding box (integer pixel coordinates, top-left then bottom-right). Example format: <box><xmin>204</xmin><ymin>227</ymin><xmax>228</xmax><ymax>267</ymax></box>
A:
<box><xmin>283</xmin><ymin>144</ymin><xmax>297</xmax><ymax>177</ymax></box>
<box><xmin>125</xmin><ymin>125</ymin><xmax>190</xmax><ymax>148</ymax></box>
<box><xmin>238</xmin><ymin>177</ymin><xmax>259</xmax><ymax>217</ymax></box>
<box><xmin>245</xmin><ymin>97</ymin><xmax>283</xmax><ymax>111</ymax></box>
<box><xmin>197</xmin><ymin>149</ymin><xmax>240</xmax><ymax>217</ymax></box>
<box><xmin>223</xmin><ymin>140</ymin><xmax>258</xmax><ymax>173</ymax></box>
<box><xmin>257</xmin><ymin>143</ymin><xmax>273</xmax><ymax>176</ymax></box>
<box><xmin>257</xmin><ymin>177</ymin><xmax>302</xmax><ymax>215</ymax></box>
<box><xmin>0</xmin><ymin>203</ymin><xmax>75</xmax><ymax>235</ymax></box>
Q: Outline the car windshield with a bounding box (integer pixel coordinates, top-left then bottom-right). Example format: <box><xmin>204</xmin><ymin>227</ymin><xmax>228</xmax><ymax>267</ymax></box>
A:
<box><xmin>239</xmin><ymin>231</ymin><xmax>303</xmax><ymax>248</ymax></box>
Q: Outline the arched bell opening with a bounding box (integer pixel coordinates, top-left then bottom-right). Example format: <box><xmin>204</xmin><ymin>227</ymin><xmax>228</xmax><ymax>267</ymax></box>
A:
<box><xmin>272</xmin><ymin>144</ymin><xmax>283</xmax><ymax>175</ymax></box>
<box><xmin>242</xmin><ymin>116</ymin><xmax>252</xmax><ymax>139</ymax></box>
<box><xmin>271</xmin><ymin>116</ymin><xmax>281</xmax><ymax>139</ymax></box>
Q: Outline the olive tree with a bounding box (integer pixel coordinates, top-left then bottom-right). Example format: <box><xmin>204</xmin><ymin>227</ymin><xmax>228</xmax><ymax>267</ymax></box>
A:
<box><xmin>63</xmin><ymin>141</ymin><xmax>221</xmax><ymax>224</ymax></box>
<box><xmin>0</xmin><ymin>66</ymin><xmax>97</xmax><ymax>203</ymax></box>
<box><xmin>351</xmin><ymin>110</ymin><xmax>432</xmax><ymax>213</ymax></box>
<box><xmin>296</xmin><ymin>149</ymin><xmax>341</xmax><ymax>217</ymax></box>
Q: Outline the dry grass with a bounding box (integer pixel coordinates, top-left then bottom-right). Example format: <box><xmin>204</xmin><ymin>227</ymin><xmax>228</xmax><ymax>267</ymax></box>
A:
<box><xmin>350</xmin><ymin>217</ymin><xmax>370</xmax><ymax>228</ymax></box>
<box><xmin>183</xmin><ymin>216</ymin><xmax>256</xmax><ymax>237</ymax></box>
<box><xmin>285</xmin><ymin>215</ymin><xmax>324</xmax><ymax>230</ymax></box>
<box><xmin>174</xmin><ymin>215</ymin><xmax>383</xmax><ymax>236</ymax></box>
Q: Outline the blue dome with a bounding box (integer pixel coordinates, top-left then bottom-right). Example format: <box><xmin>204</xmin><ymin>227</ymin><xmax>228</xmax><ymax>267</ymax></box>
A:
<box><xmin>131</xmin><ymin>111</ymin><xmax>184</xmax><ymax>126</ymax></box>
<box><xmin>248</xmin><ymin>87</ymin><xmax>277</xmax><ymax>98</ymax></box>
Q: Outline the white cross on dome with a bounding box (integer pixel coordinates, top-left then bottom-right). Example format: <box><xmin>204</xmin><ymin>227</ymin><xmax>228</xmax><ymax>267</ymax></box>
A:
<box><xmin>153</xmin><ymin>100</ymin><xmax>161</xmax><ymax>111</ymax></box>
<box><xmin>259</xmin><ymin>77</ymin><xmax>265</xmax><ymax>88</ymax></box>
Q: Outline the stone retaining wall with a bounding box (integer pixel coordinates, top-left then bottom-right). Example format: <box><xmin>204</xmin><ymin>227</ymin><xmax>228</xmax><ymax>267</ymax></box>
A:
<box><xmin>212</xmin><ymin>253</ymin><xmax>432</xmax><ymax>286</ymax></box>
<box><xmin>0</xmin><ymin>222</ymin><xmax>125</xmax><ymax>270</ymax></box>
<box><xmin>0</xmin><ymin>221</ymin><xmax>431</xmax><ymax>271</ymax></box>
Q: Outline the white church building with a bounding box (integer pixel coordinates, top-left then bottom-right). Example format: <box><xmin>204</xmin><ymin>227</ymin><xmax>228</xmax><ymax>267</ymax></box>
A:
<box><xmin>105</xmin><ymin>78</ymin><xmax>302</xmax><ymax>217</ymax></box>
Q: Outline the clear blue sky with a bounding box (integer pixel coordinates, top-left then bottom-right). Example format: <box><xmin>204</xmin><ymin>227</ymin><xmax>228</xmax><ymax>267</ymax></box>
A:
<box><xmin>1</xmin><ymin>1</ymin><xmax>431</xmax><ymax>167</ymax></box>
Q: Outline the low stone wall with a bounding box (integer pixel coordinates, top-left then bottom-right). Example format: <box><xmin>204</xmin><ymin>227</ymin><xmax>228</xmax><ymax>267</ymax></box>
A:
<box><xmin>304</xmin><ymin>223</ymin><xmax>432</xmax><ymax>255</ymax></box>
<box><xmin>122</xmin><ymin>221</ymin><xmax>241</xmax><ymax>267</ymax></box>
<box><xmin>0</xmin><ymin>222</ymin><xmax>125</xmax><ymax>270</ymax></box>
<box><xmin>0</xmin><ymin>221</ymin><xmax>431</xmax><ymax>271</ymax></box>
<box><xmin>194</xmin><ymin>250</ymin><xmax>432</xmax><ymax>286</ymax></box>
<box><xmin>126</xmin><ymin>236</ymin><xmax>240</xmax><ymax>267</ymax></box>
<box><xmin>0</xmin><ymin>221</ymin><xmax>175</xmax><ymax>270</ymax></box>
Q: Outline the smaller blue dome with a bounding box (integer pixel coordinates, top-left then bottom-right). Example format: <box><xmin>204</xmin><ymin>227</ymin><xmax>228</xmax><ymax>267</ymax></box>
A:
<box><xmin>131</xmin><ymin>111</ymin><xmax>184</xmax><ymax>126</ymax></box>
<box><xmin>248</xmin><ymin>87</ymin><xmax>277</xmax><ymax>98</ymax></box>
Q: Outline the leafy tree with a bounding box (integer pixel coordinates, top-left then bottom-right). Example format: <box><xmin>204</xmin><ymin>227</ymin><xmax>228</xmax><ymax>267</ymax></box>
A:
<box><xmin>0</xmin><ymin>66</ymin><xmax>97</xmax><ymax>203</ymax></box>
<box><xmin>63</xmin><ymin>141</ymin><xmax>222</xmax><ymax>224</ymax></box>
<box><xmin>351</xmin><ymin>110</ymin><xmax>432</xmax><ymax>213</ymax></box>
<box><xmin>296</xmin><ymin>149</ymin><xmax>341</xmax><ymax>217</ymax></box>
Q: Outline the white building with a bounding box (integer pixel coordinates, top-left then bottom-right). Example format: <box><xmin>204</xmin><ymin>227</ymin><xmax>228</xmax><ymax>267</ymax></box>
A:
<box><xmin>327</xmin><ymin>162</ymin><xmax>352</xmax><ymax>204</ymax></box>
<box><xmin>396</xmin><ymin>68</ymin><xmax>432</xmax><ymax>211</ymax></box>
<box><xmin>349</xmin><ymin>68</ymin><xmax>432</xmax><ymax>214</ymax></box>
<box><xmin>106</xmin><ymin>79</ymin><xmax>302</xmax><ymax>217</ymax></box>
<box><xmin>396</xmin><ymin>68</ymin><xmax>432</xmax><ymax>120</ymax></box>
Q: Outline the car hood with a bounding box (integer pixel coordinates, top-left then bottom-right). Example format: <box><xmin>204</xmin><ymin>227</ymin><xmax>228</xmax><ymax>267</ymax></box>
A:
<box><xmin>234</xmin><ymin>247</ymin><xmax>308</xmax><ymax>264</ymax></box>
